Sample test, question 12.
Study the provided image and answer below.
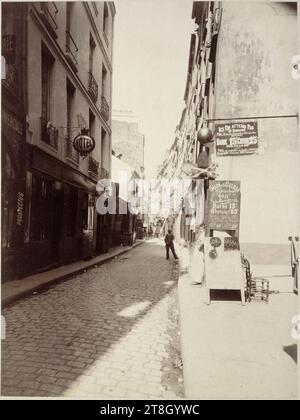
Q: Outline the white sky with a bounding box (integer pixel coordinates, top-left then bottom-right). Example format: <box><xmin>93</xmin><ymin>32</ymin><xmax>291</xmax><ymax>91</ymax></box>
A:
<box><xmin>112</xmin><ymin>0</ymin><xmax>194</xmax><ymax>178</ymax></box>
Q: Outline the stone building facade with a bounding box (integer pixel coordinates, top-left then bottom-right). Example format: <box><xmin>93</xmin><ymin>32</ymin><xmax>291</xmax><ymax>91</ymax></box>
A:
<box><xmin>159</xmin><ymin>1</ymin><xmax>298</xmax><ymax>253</ymax></box>
<box><xmin>2</xmin><ymin>1</ymin><xmax>116</xmax><ymax>280</ymax></box>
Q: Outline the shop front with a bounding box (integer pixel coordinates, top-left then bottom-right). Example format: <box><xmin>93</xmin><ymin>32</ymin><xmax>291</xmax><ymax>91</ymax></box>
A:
<box><xmin>1</xmin><ymin>106</ymin><xmax>26</xmax><ymax>282</ymax></box>
<box><xmin>19</xmin><ymin>145</ymin><xmax>97</xmax><ymax>277</ymax></box>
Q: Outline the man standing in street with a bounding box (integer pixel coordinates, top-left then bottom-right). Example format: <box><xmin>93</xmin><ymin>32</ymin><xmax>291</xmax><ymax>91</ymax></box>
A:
<box><xmin>165</xmin><ymin>229</ymin><xmax>178</xmax><ymax>260</ymax></box>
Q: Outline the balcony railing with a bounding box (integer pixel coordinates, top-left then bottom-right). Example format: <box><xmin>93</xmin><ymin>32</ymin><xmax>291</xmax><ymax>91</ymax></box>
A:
<box><xmin>65</xmin><ymin>31</ymin><xmax>78</xmax><ymax>72</ymax></box>
<box><xmin>39</xmin><ymin>2</ymin><xmax>58</xmax><ymax>39</ymax></box>
<box><xmin>101</xmin><ymin>95</ymin><xmax>110</xmax><ymax>122</ymax></box>
<box><xmin>65</xmin><ymin>136</ymin><xmax>79</xmax><ymax>163</ymax></box>
<box><xmin>88</xmin><ymin>156</ymin><xmax>99</xmax><ymax>179</ymax></box>
<box><xmin>99</xmin><ymin>167</ymin><xmax>109</xmax><ymax>179</ymax></box>
<box><xmin>40</xmin><ymin>117</ymin><xmax>58</xmax><ymax>149</ymax></box>
<box><xmin>88</xmin><ymin>71</ymin><xmax>98</xmax><ymax>103</ymax></box>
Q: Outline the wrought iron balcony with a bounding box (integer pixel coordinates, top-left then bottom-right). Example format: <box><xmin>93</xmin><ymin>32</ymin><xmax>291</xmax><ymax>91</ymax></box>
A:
<box><xmin>65</xmin><ymin>31</ymin><xmax>78</xmax><ymax>72</ymax></box>
<box><xmin>65</xmin><ymin>136</ymin><xmax>79</xmax><ymax>163</ymax></box>
<box><xmin>39</xmin><ymin>2</ymin><xmax>58</xmax><ymax>39</ymax></box>
<box><xmin>101</xmin><ymin>95</ymin><xmax>110</xmax><ymax>122</ymax></box>
<box><xmin>88</xmin><ymin>71</ymin><xmax>98</xmax><ymax>103</ymax></box>
<box><xmin>40</xmin><ymin>117</ymin><xmax>58</xmax><ymax>149</ymax></box>
<box><xmin>88</xmin><ymin>156</ymin><xmax>99</xmax><ymax>179</ymax></box>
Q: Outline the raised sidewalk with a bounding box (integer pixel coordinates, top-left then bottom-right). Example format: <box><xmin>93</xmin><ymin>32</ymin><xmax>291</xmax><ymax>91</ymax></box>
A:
<box><xmin>178</xmin><ymin>248</ymin><xmax>298</xmax><ymax>400</ymax></box>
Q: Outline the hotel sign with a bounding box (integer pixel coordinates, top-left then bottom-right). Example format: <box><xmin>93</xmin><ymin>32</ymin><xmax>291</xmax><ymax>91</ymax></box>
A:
<box><xmin>73</xmin><ymin>130</ymin><xmax>95</xmax><ymax>158</ymax></box>
<box><xmin>215</xmin><ymin>121</ymin><xmax>258</xmax><ymax>156</ymax></box>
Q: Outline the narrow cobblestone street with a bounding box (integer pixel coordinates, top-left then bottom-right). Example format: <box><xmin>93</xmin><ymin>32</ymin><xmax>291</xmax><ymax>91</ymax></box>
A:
<box><xmin>1</xmin><ymin>240</ymin><xmax>184</xmax><ymax>399</ymax></box>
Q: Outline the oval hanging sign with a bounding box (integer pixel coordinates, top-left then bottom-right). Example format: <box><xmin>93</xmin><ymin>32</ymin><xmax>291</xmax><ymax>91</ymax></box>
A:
<box><xmin>73</xmin><ymin>130</ymin><xmax>95</xmax><ymax>158</ymax></box>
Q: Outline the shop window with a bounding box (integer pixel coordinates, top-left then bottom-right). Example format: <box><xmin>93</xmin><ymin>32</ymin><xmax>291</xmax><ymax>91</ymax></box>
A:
<box><xmin>82</xmin><ymin>193</ymin><xmax>89</xmax><ymax>231</ymax></box>
<box><xmin>1</xmin><ymin>152</ymin><xmax>16</xmax><ymax>248</ymax></box>
<box><xmin>30</xmin><ymin>175</ymin><xmax>53</xmax><ymax>241</ymax></box>
<box><xmin>65</xmin><ymin>185</ymin><xmax>78</xmax><ymax>237</ymax></box>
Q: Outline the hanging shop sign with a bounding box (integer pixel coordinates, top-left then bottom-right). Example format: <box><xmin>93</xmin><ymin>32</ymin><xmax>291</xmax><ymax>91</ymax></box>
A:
<box><xmin>205</xmin><ymin>180</ymin><xmax>241</xmax><ymax>232</ymax></box>
<box><xmin>73</xmin><ymin>129</ymin><xmax>95</xmax><ymax>158</ymax></box>
<box><xmin>197</xmin><ymin>126</ymin><xmax>214</xmax><ymax>144</ymax></box>
<box><xmin>215</xmin><ymin>121</ymin><xmax>258</xmax><ymax>156</ymax></box>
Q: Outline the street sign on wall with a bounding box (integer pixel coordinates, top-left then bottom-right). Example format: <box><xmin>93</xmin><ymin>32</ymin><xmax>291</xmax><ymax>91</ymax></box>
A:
<box><xmin>205</xmin><ymin>180</ymin><xmax>241</xmax><ymax>232</ymax></box>
<box><xmin>215</xmin><ymin>121</ymin><xmax>258</xmax><ymax>156</ymax></box>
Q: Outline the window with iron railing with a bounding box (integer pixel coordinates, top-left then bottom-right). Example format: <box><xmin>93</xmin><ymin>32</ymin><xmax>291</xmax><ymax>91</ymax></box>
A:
<box><xmin>41</xmin><ymin>44</ymin><xmax>57</xmax><ymax>149</ymax></box>
<box><xmin>88</xmin><ymin>71</ymin><xmax>98</xmax><ymax>103</ymax></box>
<box><xmin>101</xmin><ymin>95</ymin><xmax>110</xmax><ymax>122</ymax></box>
<box><xmin>40</xmin><ymin>117</ymin><xmax>58</xmax><ymax>149</ymax></box>
<box><xmin>39</xmin><ymin>2</ymin><xmax>58</xmax><ymax>39</ymax></box>
<box><xmin>103</xmin><ymin>2</ymin><xmax>109</xmax><ymax>45</ymax></box>
<box><xmin>65</xmin><ymin>2</ymin><xmax>78</xmax><ymax>72</ymax></box>
<box><xmin>88</xmin><ymin>156</ymin><xmax>99</xmax><ymax>179</ymax></box>
<box><xmin>66</xmin><ymin>78</ymin><xmax>79</xmax><ymax>162</ymax></box>
<box><xmin>65</xmin><ymin>31</ymin><xmax>78</xmax><ymax>72</ymax></box>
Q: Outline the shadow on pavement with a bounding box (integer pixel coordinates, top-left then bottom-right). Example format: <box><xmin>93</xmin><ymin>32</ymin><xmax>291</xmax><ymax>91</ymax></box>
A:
<box><xmin>1</xmin><ymin>241</ymin><xmax>179</xmax><ymax>397</ymax></box>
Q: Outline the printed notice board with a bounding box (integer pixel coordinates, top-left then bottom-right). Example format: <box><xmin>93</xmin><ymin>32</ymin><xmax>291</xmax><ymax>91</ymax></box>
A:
<box><xmin>215</xmin><ymin>121</ymin><xmax>258</xmax><ymax>156</ymax></box>
<box><xmin>206</xmin><ymin>181</ymin><xmax>241</xmax><ymax>232</ymax></box>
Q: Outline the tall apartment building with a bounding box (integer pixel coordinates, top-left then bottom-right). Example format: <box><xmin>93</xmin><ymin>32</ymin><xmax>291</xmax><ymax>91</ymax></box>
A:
<box><xmin>160</xmin><ymin>1</ymin><xmax>298</xmax><ymax>252</ymax></box>
<box><xmin>2</xmin><ymin>1</ymin><xmax>116</xmax><ymax>280</ymax></box>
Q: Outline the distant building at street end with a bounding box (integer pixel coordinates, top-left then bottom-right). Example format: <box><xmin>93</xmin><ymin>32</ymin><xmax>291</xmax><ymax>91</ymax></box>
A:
<box><xmin>109</xmin><ymin>154</ymin><xmax>142</xmax><ymax>246</ymax></box>
<box><xmin>112</xmin><ymin>110</ymin><xmax>145</xmax><ymax>178</ymax></box>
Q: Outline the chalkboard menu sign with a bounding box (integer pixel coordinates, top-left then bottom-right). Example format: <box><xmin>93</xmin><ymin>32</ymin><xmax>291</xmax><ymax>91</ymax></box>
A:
<box><xmin>206</xmin><ymin>181</ymin><xmax>241</xmax><ymax>232</ymax></box>
<box><xmin>215</xmin><ymin>121</ymin><xmax>258</xmax><ymax>156</ymax></box>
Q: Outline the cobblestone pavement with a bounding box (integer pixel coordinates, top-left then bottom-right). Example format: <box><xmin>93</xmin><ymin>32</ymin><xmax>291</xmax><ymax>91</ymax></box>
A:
<box><xmin>1</xmin><ymin>240</ymin><xmax>184</xmax><ymax>399</ymax></box>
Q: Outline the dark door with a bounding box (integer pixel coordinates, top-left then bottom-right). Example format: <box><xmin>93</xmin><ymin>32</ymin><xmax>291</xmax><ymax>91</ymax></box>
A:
<box><xmin>51</xmin><ymin>183</ymin><xmax>63</xmax><ymax>260</ymax></box>
<box><xmin>96</xmin><ymin>214</ymin><xmax>103</xmax><ymax>255</ymax></box>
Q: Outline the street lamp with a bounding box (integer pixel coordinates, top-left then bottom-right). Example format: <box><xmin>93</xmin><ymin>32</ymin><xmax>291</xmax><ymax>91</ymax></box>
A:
<box><xmin>197</xmin><ymin>126</ymin><xmax>214</xmax><ymax>144</ymax></box>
